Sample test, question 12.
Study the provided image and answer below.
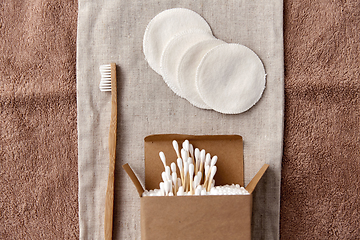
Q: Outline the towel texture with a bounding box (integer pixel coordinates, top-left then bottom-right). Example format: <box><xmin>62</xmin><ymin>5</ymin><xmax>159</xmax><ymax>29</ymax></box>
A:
<box><xmin>0</xmin><ymin>0</ymin><xmax>359</xmax><ymax>239</ymax></box>
<box><xmin>281</xmin><ymin>1</ymin><xmax>360</xmax><ymax>238</ymax></box>
<box><xmin>0</xmin><ymin>1</ymin><xmax>79</xmax><ymax>239</ymax></box>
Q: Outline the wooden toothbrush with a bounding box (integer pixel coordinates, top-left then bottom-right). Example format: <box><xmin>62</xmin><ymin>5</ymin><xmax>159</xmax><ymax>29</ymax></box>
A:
<box><xmin>99</xmin><ymin>63</ymin><xmax>117</xmax><ymax>240</ymax></box>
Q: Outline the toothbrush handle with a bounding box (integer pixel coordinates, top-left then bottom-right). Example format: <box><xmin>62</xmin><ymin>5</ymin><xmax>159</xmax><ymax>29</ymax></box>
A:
<box><xmin>105</xmin><ymin>63</ymin><xmax>117</xmax><ymax>240</ymax></box>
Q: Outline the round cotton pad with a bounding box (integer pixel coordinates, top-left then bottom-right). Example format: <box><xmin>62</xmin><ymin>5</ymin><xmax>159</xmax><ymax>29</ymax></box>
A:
<box><xmin>143</xmin><ymin>8</ymin><xmax>212</xmax><ymax>75</ymax></box>
<box><xmin>196</xmin><ymin>43</ymin><xmax>266</xmax><ymax>114</ymax></box>
<box><xmin>160</xmin><ymin>30</ymin><xmax>215</xmax><ymax>97</ymax></box>
<box><xmin>178</xmin><ymin>39</ymin><xmax>226</xmax><ymax>109</ymax></box>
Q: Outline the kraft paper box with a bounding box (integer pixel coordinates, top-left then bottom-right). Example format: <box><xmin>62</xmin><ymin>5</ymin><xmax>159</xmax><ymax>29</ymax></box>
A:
<box><xmin>123</xmin><ymin>134</ymin><xmax>268</xmax><ymax>240</ymax></box>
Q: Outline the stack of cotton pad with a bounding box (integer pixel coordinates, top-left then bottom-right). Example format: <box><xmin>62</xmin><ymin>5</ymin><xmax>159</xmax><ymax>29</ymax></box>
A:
<box><xmin>143</xmin><ymin>8</ymin><xmax>266</xmax><ymax>114</ymax></box>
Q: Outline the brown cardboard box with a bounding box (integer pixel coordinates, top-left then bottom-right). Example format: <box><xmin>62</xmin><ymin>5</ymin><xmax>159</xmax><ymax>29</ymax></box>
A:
<box><xmin>123</xmin><ymin>134</ymin><xmax>268</xmax><ymax>240</ymax></box>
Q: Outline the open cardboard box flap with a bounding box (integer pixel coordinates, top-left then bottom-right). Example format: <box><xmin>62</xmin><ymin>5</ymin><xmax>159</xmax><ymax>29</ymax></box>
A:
<box><xmin>123</xmin><ymin>134</ymin><xmax>269</xmax><ymax>196</ymax></box>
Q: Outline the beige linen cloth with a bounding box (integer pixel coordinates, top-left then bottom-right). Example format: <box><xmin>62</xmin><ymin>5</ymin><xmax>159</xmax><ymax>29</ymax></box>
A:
<box><xmin>77</xmin><ymin>0</ymin><xmax>283</xmax><ymax>239</ymax></box>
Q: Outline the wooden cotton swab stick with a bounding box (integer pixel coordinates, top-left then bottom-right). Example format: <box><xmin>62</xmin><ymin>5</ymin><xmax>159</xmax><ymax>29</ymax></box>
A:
<box><xmin>183</xmin><ymin>162</ymin><xmax>189</xmax><ymax>191</ymax></box>
<box><xmin>203</xmin><ymin>164</ymin><xmax>210</xmax><ymax>188</ymax></box>
<box><xmin>189</xmin><ymin>144</ymin><xmax>194</xmax><ymax>165</ymax></box>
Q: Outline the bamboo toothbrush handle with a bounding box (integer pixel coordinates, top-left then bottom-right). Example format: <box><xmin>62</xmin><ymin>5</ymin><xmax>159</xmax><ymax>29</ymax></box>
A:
<box><xmin>105</xmin><ymin>63</ymin><xmax>117</xmax><ymax>240</ymax></box>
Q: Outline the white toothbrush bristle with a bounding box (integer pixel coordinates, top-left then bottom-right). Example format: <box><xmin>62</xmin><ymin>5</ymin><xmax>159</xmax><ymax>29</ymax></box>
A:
<box><xmin>99</xmin><ymin>64</ymin><xmax>112</xmax><ymax>92</ymax></box>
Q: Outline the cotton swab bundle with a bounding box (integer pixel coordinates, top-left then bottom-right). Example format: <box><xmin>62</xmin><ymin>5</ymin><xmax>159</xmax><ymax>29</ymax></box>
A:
<box><xmin>145</xmin><ymin>139</ymin><xmax>235</xmax><ymax>197</ymax></box>
<box><xmin>156</xmin><ymin>139</ymin><xmax>221</xmax><ymax>196</ymax></box>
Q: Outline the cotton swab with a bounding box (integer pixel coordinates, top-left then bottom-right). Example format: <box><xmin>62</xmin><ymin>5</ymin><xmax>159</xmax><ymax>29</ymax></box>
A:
<box><xmin>184</xmin><ymin>162</ymin><xmax>189</xmax><ymax>191</ymax></box>
<box><xmin>193</xmin><ymin>175</ymin><xmax>200</xmax><ymax>190</ymax></box>
<box><xmin>194</xmin><ymin>148</ymin><xmax>200</xmax><ymax>173</ymax></box>
<box><xmin>161</xmin><ymin>172</ymin><xmax>168</xmax><ymax>182</ymax></box>
<box><xmin>170</xmin><ymin>162</ymin><xmax>177</xmax><ymax>173</ymax></box>
<box><xmin>177</xmin><ymin>178</ymin><xmax>181</xmax><ymax>191</ymax></box>
<box><xmin>199</xmin><ymin>149</ymin><xmax>206</xmax><ymax>177</ymax></box>
<box><xmin>172</xmin><ymin>140</ymin><xmax>181</xmax><ymax>158</ymax></box>
<box><xmin>177</xmin><ymin>186</ymin><xmax>184</xmax><ymax>196</ymax></box>
<box><xmin>181</xmin><ymin>148</ymin><xmax>188</xmax><ymax>164</ymax></box>
<box><xmin>195</xmin><ymin>188</ymin><xmax>201</xmax><ymax>195</ymax></box>
<box><xmin>207</xmin><ymin>166</ymin><xmax>217</xmax><ymax>191</ymax></box>
<box><xmin>159</xmin><ymin>182</ymin><xmax>165</xmax><ymax>196</ymax></box>
<box><xmin>197</xmin><ymin>171</ymin><xmax>202</xmax><ymax>182</ymax></box>
<box><xmin>177</xmin><ymin>158</ymin><xmax>184</xmax><ymax>187</ymax></box>
<box><xmin>165</xmin><ymin>180</ymin><xmax>172</xmax><ymax>196</ymax></box>
<box><xmin>210</xmin><ymin>155</ymin><xmax>218</xmax><ymax>168</ymax></box>
<box><xmin>187</xmin><ymin>157</ymin><xmax>192</xmax><ymax>191</ymax></box>
<box><xmin>159</xmin><ymin>151</ymin><xmax>167</xmax><ymax>169</ymax></box>
<box><xmin>189</xmin><ymin>144</ymin><xmax>194</xmax><ymax>163</ymax></box>
<box><xmin>205</xmin><ymin>153</ymin><xmax>211</xmax><ymax>167</ymax></box>
<box><xmin>203</xmin><ymin>165</ymin><xmax>210</xmax><ymax>187</ymax></box>
<box><xmin>172</xmin><ymin>172</ymin><xmax>177</xmax><ymax>194</ymax></box>
<box><xmin>182</xmin><ymin>140</ymin><xmax>190</xmax><ymax>152</ymax></box>
<box><xmin>165</xmin><ymin>166</ymin><xmax>171</xmax><ymax>180</ymax></box>
<box><xmin>151</xmin><ymin>140</ymin><xmax>221</xmax><ymax>197</ymax></box>
<box><xmin>189</xmin><ymin>163</ymin><xmax>194</xmax><ymax>195</ymax></box>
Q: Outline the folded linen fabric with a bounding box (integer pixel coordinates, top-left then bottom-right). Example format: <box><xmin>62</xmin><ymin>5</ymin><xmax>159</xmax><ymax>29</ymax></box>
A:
<box><xmin>77</xmin><ymin>0</ymin><xmax>283</xmax><ymax>239</ymax></box>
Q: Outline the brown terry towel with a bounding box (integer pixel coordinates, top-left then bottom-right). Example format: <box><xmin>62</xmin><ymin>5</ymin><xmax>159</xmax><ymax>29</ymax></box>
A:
<box><xmin>0</xmin><ymin>0</ymin><xmax>359</xmax><ymax>239</ymax></box>
<box><xmin>281</xmin><ymin>0</ymin><xmax>360</xmax><ymax>239</ymax></box>
<box><xmin>0</xmin><ymin>1</ymin><xmax>79</xmax><ymax>239</ymax></box>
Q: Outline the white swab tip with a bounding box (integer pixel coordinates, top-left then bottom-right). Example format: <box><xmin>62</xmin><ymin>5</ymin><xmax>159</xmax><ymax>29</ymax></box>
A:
<box><xmin>159</xmin><ymin>152</ymin><xmax>166</xmax><ymax>167</ymax></box>
<box><xmin>177</xmin><ymin>158</ymin><xmax>183</xmax><ymax>169</ymax></box>
<box><xmin>170</xmin><ymin>162</ymin><xmax>176</xmax><ymax>173</ymax></box>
